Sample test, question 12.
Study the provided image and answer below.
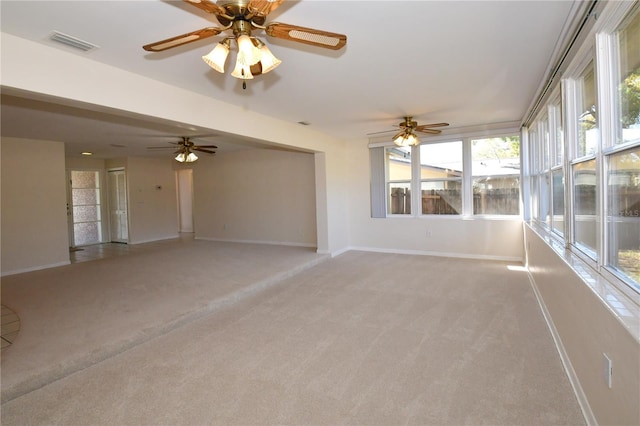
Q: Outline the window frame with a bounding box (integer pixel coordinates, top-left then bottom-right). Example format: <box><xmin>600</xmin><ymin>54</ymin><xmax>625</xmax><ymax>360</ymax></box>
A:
<box><xmin>375</xmin><ymin>129</ymin><xmax>522</xmax><ymax>219</ymax></box>
<box><xmin>525</xmin><ymin>0</ymin><xmax>640</xmax><ymax>299</ymax></box>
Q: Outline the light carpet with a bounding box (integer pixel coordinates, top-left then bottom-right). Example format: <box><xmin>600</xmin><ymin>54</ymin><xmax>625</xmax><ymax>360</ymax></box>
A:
<box><xmin>1</xmin><ymin>244</ymin><xmax>585</xmax><ymax>425</ymax></box>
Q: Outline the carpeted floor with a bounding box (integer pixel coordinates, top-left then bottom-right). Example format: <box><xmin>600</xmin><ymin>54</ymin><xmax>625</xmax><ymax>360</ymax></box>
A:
<box><xmin>1</xmin><ymin>240</ymin><xmax>585</xmax><ymax>425</ymax></box>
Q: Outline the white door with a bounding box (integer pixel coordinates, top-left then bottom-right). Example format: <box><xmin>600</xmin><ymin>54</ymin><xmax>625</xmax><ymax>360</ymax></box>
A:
<box><xmin>177</xmin><ymin>169</ymin><xmax>194</xmax><ymax>233</ymax></box>
<box><xmin>108</xmin><ymin>170</ymin><xmax>128</xmax><ymax>243</ymax></box>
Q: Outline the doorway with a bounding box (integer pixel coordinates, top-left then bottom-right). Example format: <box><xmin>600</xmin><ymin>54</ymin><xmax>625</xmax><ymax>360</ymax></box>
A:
<box><xmin>176</xmin><ymin>169</ymin><xmax>194</xmax><ymax>233</ymax></box>
<box><xmin>108</xmin><ymin>169</ymin><xmax>128</xmax><ymax>243</ymax></box>
<box><xmin>67</xmin><ymin>170</ymin><xmax>103</xmax><ymax>248</ymax></box>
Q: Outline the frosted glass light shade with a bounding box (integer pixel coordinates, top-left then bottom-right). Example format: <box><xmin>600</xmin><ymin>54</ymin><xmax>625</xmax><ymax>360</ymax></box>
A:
<box><xmin>258</xmin><ymin>43</ymin><xmax>281</xmax><ymax>74</ymax></box>
<box><xmin>393</xmin><ymin>132</ymin><xmax>419</xmax><ymax>147</ymax></box>
<box><xmin>236</xmin><ymin>34</ymin><xmax>262</xmax><ymax>66</ymax></box>
<box><xmin>231</xmin><ymin>59</ymin><xmax>254</xmax><ymax>79</ymax></box>
<box><xmin>202</xmin><ymin>42</ymin><xmax>230</xmax><ymax>73</ymax></box>
<box><xmin>175</xmin><ymin>152</ymin><xmax>198</xmax><ymax>163</ymax></box>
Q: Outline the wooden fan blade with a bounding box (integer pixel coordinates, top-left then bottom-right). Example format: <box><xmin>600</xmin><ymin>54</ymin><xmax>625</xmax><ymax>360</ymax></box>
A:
<box><xmin>266</xmin><ymin>23</ymin><xmax>346</xmax><ymax>50</ymax></box>
<box><xmin>366</xmin><ymin>129</ymin><xmax>397</xmax><ymax>136</ymax></box>
<box><xmin>193</xmin><ymin>147</ymin><xmax>216</xmax><ymax>154</ymax></box>
<box><xmin>416</xmin><ymin>128</ymin><xmax>442</xmax><ymax>135</ymax></box>
<box><xmin>414</xmin><ymin>123</ymin><xmax>449</xmax><ymax>131</ymax></box>
<box><xmin>194</xmin><ymin>145</ymin><xmax>218</xmax><ymax>149</ymax></box>
<box><xmin>147</xmin><ymin>146</ymin><xmax>178</xmax><ymax>149</ymax></box>
<box><xmin>248</xmin><ymin>0</ymin><xmax>286</xmax><ymax>18</ymax></box>
<box><xmin>392</xmin><ymin>131</ymin><xmax>405</xmax><ymax>141</ymax></box>
<box><xmin>182</xmin><ymin>0</ymin><xmax>228</xmax><ymax>16</ymax></box>
<box><xmin>143</xmin><ymin>27</ymin><xmax>222</xmax><ymax>52</ymax></box>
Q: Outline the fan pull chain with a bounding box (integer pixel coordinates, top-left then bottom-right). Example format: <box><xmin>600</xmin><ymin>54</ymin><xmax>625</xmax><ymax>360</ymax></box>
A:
<box><xmin>242</xmin><ymin>69</ymin><xmax>247</xmax><ymax>90</ymax></box>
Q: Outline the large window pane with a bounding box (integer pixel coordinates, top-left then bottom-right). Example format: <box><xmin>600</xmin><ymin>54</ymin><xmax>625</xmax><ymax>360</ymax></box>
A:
<box><xmin>577</xmin><ymin>65</ymin><xmax>598</xmax><ymax>157</ymax></box>
<box><xmin>573</xmin><ymin>159</ymin><xmax>598</xmax><ymax>255</ymax></box>
<box><xmin>552</xmin><ymin>168</ymin><xmax>565</xmax><ymax>235</ymax></box>
<box><xmin>617</xmin><ymin>8</ymin><xmax>640</xmax><ymax>146</ymax></box>
<box><xmin>386</xmin><ymin>147</ymin><xmax>411</xmax><ymax>215</ymax></box>
<box><xmin>421</xmin><ymin>181</ymin><xmax>462</xmax><ymax>215</ymax></box>
<box><xmin>539</xmin><ymin>173</ymin><xmax>550</xmax><ymax>226</ymax></box>
<box><xmin>551</xmin><ymin>103</ymin><xmax>564</xmax><ymax>166</ymax></box>
<box><xmin>607</xmin><ymin>147</ymin><xmax>640</xmax><ymax>288</ymax></box>
<box><xmin>472</xmin><ymin>136</ymin><xmax>521</xmax><ymax>215</ymax></box>
<box><xmin>420</xmin><ymin>141</ymin><xmax>462</xmax><ymax>215</ymax></box>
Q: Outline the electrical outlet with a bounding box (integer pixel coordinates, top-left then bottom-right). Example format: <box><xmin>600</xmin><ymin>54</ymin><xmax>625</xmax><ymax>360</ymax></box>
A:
<box><xmin>603</xmin><ymin>353</ymin><xmax>612</xmax><ymax>388</ymax></box>
<box><xmin>426</xmin><ymin>230</ymin><xmax>432</xmax><ymax>237</ymax></box>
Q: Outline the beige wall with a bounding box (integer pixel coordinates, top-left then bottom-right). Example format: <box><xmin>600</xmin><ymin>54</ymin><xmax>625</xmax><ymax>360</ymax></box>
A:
<box><xmin>126</xmin><ymin>157</ymin><xmax>179</xmax><ymax>244</ymax></box>
<box><xmin>1</xmin><ymin>32</ymin><xmax>348</xmax><ymax>255</ymax></box>
<box><xmin>1</xmin><ymin>138</ymin><xmax>69</xmax><ymax>275</ymax></box>
<box><xmin>525</xmin><ymin>225</ymin><xmax>639</xmax><ymax>425</ymax></box>
<box><xmin>193</xmin><ymin>149</ymin><xmax>317</xmax><ymax>246</ymax></box>
<box><xmin>346</xmin><ymin>139</ymin><xmax>524</xmax><ymax>261</ymax></box>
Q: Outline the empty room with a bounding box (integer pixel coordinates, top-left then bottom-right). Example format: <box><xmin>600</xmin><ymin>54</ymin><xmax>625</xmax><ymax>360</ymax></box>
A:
<box><xmin>1</xmin><ymin>1</ymin><xmax>638</xmax><ymax>425</ymax></box>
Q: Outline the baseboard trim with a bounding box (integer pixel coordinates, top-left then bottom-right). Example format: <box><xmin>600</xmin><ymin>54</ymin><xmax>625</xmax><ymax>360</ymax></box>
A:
<box><xmin>128</xmin><ymin>235</ymin><xmax>180</xmax><ymax>245</ymax></box>
<box><xmin>346</xmin><ymin>246</ymin><xmax>524</xmax><ymax>263</ymax></box>
<box><xmin>195</xmin><ymin>237</ymin><xmax>316</xmax><ymax>249</ymax></box>
<box><xmin>527</xmin><ymin>273</ymin><xmax>597</xmax><ymax>426</ymax></box>
<box><xmin>1</xmin><ymin>261</ymin><xmax>71</xmax><ymax>277</ymax></box>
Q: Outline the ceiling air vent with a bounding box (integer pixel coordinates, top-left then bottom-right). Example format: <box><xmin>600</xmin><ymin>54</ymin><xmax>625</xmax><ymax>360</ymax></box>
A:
<box><xmin>49</xmin><ymin>31</ymin><xmax>99</xmax><ymax>52</ymax></box>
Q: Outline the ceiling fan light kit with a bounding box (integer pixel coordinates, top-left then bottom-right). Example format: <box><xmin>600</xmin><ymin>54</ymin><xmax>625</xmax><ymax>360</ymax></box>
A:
<box><xmin>175</xmin><ymin>151</ymin><xmax>199</xmax><ymax>163</ymax></box>
<box><xmin>148</xmin><ymin>136</ymin><xmax>218</xmax><ymax>163</ymax></box>
<box><xmin>375</xmin><ymin>116</ymin><xmax>450</xmax><ymax>147</ymax></box>
<box><xmin>202</xmin><ymin>39</ymin><xmax>231</xmax><ymax>73</ymax></box>
<box><xmin>393</xmin><ymin>131</ymin><xmax>420</xmax><ymax>147</ymax></box>
<box><xmin>143</xmin><ymin>0</ymin><xmax>346</xmax><ymax>88</ymax></box>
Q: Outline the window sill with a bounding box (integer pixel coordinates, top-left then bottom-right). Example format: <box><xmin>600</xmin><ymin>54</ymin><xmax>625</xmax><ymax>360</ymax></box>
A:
<box><xmin>527</xmin><ymin>222</ymin><xmax>640</xmax><ymax>342</ymax></box>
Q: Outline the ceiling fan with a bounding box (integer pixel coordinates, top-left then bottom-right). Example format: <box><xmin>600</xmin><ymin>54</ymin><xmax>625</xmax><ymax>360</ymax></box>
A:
<box><xmin>147</xmin><ymin>136</ymin><xmax>217</xmax><ymax>163</ymax></box>
<box><xmin>370</xmin><ymin>116</ymin><xmax>450</xmax><ymax>147</ymax></box>
<box><xmin>143</xmin><ymin>0</ymin><xmax>347</xmax><ymax>86</ymax></box>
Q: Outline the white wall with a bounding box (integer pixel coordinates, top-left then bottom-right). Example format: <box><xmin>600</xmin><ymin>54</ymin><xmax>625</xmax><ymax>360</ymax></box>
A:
<box><xmin>193</xmin><ymin>148</ymin><xmax>317</xmax><ymax>246</ymax></box>
<box><xmin>1</xmin><ymin>138</ymin><xmax>69</xmax><ymax>275</ymax></box>
<box><xmin>346</xmin><ymin>139</ymin><xmax>524</xmax><ymax>261</ymax></box>
<box><xmin>525</xmin><ymin>225</ymin><xmax>639</xmax><ymax>425</ymax></box>
<box><xmin>126</xmin><ymin>157</ymin><xmax>179</xmax><ymax>244</ymax></box>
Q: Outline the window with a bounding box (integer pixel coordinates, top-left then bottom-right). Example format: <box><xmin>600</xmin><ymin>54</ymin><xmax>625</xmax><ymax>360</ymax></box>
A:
<box><xmin>525</xmin><ymin>2</ymin><xmax>640</xmax><ymax>294</ymax></box>
<box><xmin>577</xmin><ymin>64</ymin><xmax>597</xmax><ymax>158</ymax></box>
<box><xmin>373</xmin><ymin>131</ymin><xmax>520</xmax><ymax>218</ymax></box>
<box><xmin>616</xmin><ymin>8</ymin><xmax>640</xmax><ymax>147</ymax></box>
<box><xmin>386</xmin><ymin>147</ymin><xmax>412</xmax><ymax>215</ymax></box>
<box><xmin>605</xmin><ymin>7</ymin><xmax>640</xmax><ymax>290</ymax></box>
<box><xmin>607</xmin><ymin>147</ymin><xmax>640</xmax><ymax>289</ymax></box>
<box><xmin>538</xmin><ymin>119</ymin><xmax>551</xmax><ymax>225</ymax></box>
<box><xmin>471</xmin><ymin>136</ymin><xmax>520</xmax><ymax>215</ymax></box>
<box><xmin>572</xmin><ymin>61</ymin><xmax>599</xmax><ymax>259</ymax></box>
<box><xmin>573</xmin><ymin>158</ymin><xmax>598</xmax><ymax>255</ymax></box>
<box><xmin>420</xmin><ymin>141</ymin><xmax>462</xmax><ymax>215</ymax></box>
<box><xmin>550</xmin><ymin>101</ymin><xmax>565</xmax><ymax>235</ymax></box>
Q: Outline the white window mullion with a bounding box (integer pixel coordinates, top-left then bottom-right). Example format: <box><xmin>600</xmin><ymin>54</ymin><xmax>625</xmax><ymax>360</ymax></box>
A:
<box><xmin>562</xmin><ymin>78</ymin><xmax>577</xmax><ymax>248</ymax></box>
<box><xmin>462</xmin><ymin>138</ymin><xmax>472</xmax><ymax>216</ymax></box>
<box><xmin>411</xmin><ymin>144</ymin><xmax>421</xmax><ymax>217</ymax></box>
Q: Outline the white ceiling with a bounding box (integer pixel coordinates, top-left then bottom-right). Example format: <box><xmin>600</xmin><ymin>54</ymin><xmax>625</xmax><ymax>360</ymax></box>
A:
<box><xmin>1</xmin><ymin>1</ymin><xmax>577</xmax><ymax>158</ymax></box>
